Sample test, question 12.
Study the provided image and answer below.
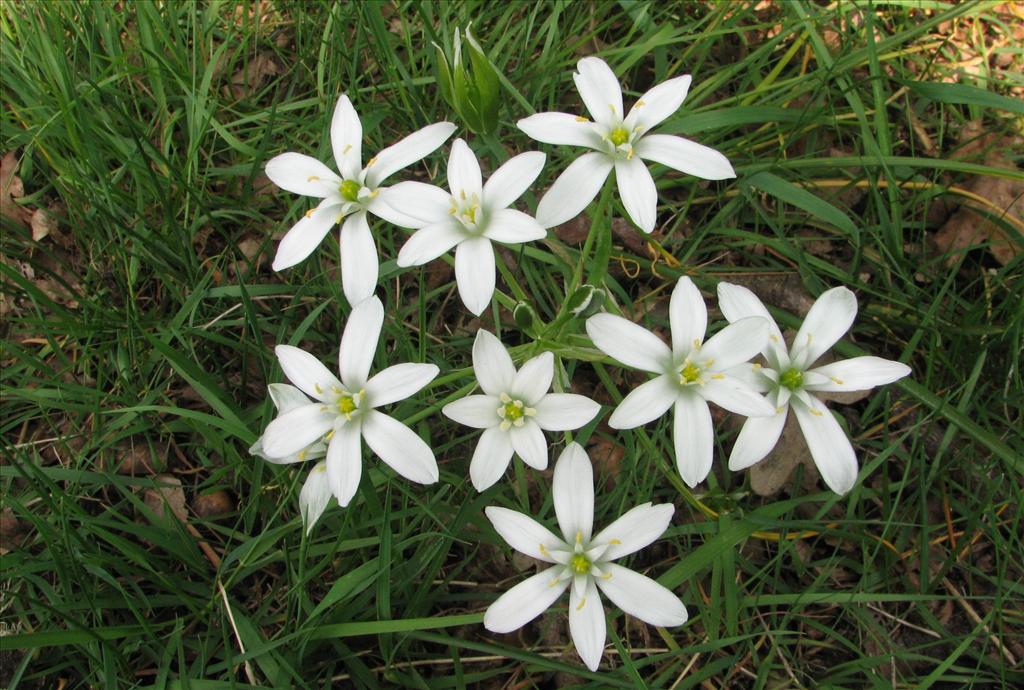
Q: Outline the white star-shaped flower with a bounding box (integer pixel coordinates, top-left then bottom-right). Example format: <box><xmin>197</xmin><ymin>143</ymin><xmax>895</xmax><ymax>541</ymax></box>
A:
<box><xmin>382</xmin><ymin>139</ymin><xmax>547</xmax><ymax>315</ymax></box>
<box><xmin>517</xmin><ymin>57</ymin><xmax>734</xmax><ymax>233</ymax></box>
<box><xmin>484</xmin><ymin>443</ymin><xmax>688</xmax><ymax>672</ymax></box>
<box><xmin>442</xmin><ymin>330</ymin><xmax>600</xmax><ymax>491</ymax></box>
<box><xmin>265</xmin><ymin>94</ymin><xmax>455</xmax><ymax>304</ymax></box>
<box><xmin>717</xmin><ymin>283</ymin><xmax>911</xmax><ymax>494</ymax></box>
<box><xmin>586</xmin><ymin>277</ymin><xmax>775</xmax><ymax>487</ymax></box>
<box><xmin>256</xmin><ymin>297</ymin><xmax>440</xmax><ymax>506</ymax></box>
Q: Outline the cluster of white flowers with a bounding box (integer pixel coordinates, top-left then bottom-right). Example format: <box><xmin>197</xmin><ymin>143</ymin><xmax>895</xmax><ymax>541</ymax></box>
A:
<box><xmin>251</xmin><ymin>56</ymin><xmax>910</xmax><ymax>671</ymax></box>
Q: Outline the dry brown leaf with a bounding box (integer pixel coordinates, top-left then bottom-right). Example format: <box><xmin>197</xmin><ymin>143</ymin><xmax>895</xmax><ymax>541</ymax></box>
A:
<box><xmin>1</xmin><ymin>151</ymin><xmax>31</xmax><ymax>227</ymax></box>
<box><xmin>0</xmin><ymin>509</ymin><xmax>26</xmax><ymax>554</ymax></box>
<box><xmin>30</xmin><ymin>208</ymin><xmax>56</xmax><ymax>241</ymax></box>
<box><xmin>933</xmin><ymin>174</ymin><xmax>1022</xmax><ymax>266</ymax></box>
<box><xmin>749</xmin><ymin>412</ymin><xmax>820</xmax><ymax>497</ymax></box>
<box><xmin>587</xmin><ymin>436</ymin><xmax>625</xmax><ymax>490</ymax></box>
<box><xmin>144</xmin><ymin>474</ymin><xmax>188</xmax><ymax>523</ymax></box>
<box><xmin>228</xmin><ymin>51</ymin><xmax>281</xmax><ymax>99</ymax></box>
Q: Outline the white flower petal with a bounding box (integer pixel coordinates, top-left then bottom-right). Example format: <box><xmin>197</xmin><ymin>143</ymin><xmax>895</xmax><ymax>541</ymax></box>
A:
<box><xmin>531</xmin><ymin>394</ymin><xmax>600</xmax><ymax>431</ymax></box>
<box><xmin>700</xmin><ymin>316</ymin><xmax>770</xmax><ymax>372</ymax></box>
<box><xmin>699</xmin><ymin>377</ymin><xmax>775</xmax><ymax>417</ymax></box>
<box><xmin>484</xmin><ymin>566</ymin><xmax>569</xmax><ymax>633</ymax></box>
<box><xmin>326</xmin><ymin>420</ymin><xmax>362</xmax><ymax>507</ymax></box>
<box><xmin>614</xmin><ymin>156</ymin><xmax>658</xmax><ymax>233</ymax></box>
<box><xmin>674</xmin><ymin>393</ymin><xmax>714</xmax><ymax>487</ymax></box>
<box><xmin>470</xmin><ymin>426</ymin><xmax>515</xmax><ymax>491</ymax></box>
<box><xmin>805</xmin><ymin>356</ymin><xmax>911</xmax><ymax>393</ymax></box>
<box><xmin>511</xmin><ymin>351</ymin><xmax>554</xmax><ymax>406</ymax></box>
<box><xmin>586</xmin><ymin>313</ymin><xmax>672</xmax><ymax>374</ymax></box>
<box><xmin>791</xmin><ymin>397</ymin><xmax>859</xmax><ymax>494</ymax></box>
<box><xmin>443</xmin><ymin>394</ymin><xmax>500</xmax><ymax>429</ymax></box>
<box><xmin>483</xmin><ymin>151</ymin><xmax>546</xmax><ymax>210</ymax></box>
<box><xmin>260</xmin><ymin>403</ymin><xmax>336</xmax><ymax>458</ymax></box>
<box><xmin>365</xmin><ymin>121</ymin><xmax>456</xmax><ymax>188</ymax></box>
<box><xmin>634</xmin><ymin>134</ymin><xmax>735</xmax><ymax>180</ymax></box>
<box><xmin>397</xmin><ymin>219</ymin><xmax>466</xmax><ymax>267</ymax></box>
<box><xmin>484</xmin><ymin>506</ymin><xmax>563</xmax><ymax>562</ymax></box>
<box><xmin>265</xmin><ymin>152</ymin><xmax>342</xmax><ymax>197</ymax></box>
<box><xmin>298</xmin><ymin>461</ymin><xmax>333</xmax><ymax>534</ymax></box>
<box><xmin>607</xmin><ymin>374</ymin><xmax>677</xmax><ymax>429</ymax></box>
<box><xmin>728</xmin><ymin>408</ymin><xmax>788</xmax><ymax>471</ymax></box>
<box><xmin>593</xmin><ymin>502</ymin><xmax>674</xmax><ymax>561</ymax></box>
<box><xmin>510</xmin><ymin>421</ymin><xmax>548</xmax><ymax>470</ymax></box>
<box><xmin>595</xmin><ymin>563</ymin><xmax>688</xmax><ymax>627</ymax></box>
<box><xmin>447</xmin><ymin>138</ymin><xmax>483</xmax><ymax>200</ymax></box>
<box><xmin>516</xmin><ymin>112</ymin><xmax>603</xmax><ymax>150</ymax></box>
<box><xmin>722</xmin><ymin>363</ymin><xmax>774</xmax><ymax>393</ymax></box>
<box><xmin>670</xmin><ymin>277</ymin><xmax>707</xmax><ymax>356</ymax></box>
<box><xmin>330</xmin><ymin>95</ymin><xmax>363</xmax><ymax>180</ymax></box>
<box><xmin>365</xmin><ymin>363</ymin><xmax>438</xmax><ymax>408</ymax></box>
<box><xmin>482</xmin><ymin>209</ymin><xmax>546</xmax><ymax>245</ymax></box>
<box><xmin>535</xmin><ymin>151</ymin><xmax>613</xmax><ymax>229</ymax></box>
<box><xmin>716</xmin><ymin>282</ymin><xmax>788</xmax><ymax>369</ymax></box>
<box><xmin>454</xmin><ymin>236</ymin><xmax>496</xmax><ymax>316</ymax></box>
<box><xmin>338</xmin><ymin>294</ymin><xmax>384</xmax><ymax>388</ymax></box>
<box><xmin>375</xmin><ymin>181</ymin><xmax>451</xmax><ymax>229</ymax></box>
<box><xmin>275</xmin><ymin>345</ymin><xmax>343</xmax><ymax>401</ymax></box>
<box><xmin>790</xmin><ymin>287</ymin><xmax>858</xmax><ymax>370</ymax></box>
<box><xmin>339</xmin><ymin>211</ymin><xmax>378</xmax><ymax>306</ymax></box>
<box><xmin>267</xmin><ymin>383</ymin><xmax>313</xmax><ymax>413</ymax></box>
<box><xmin>271</xmin><ymin>199</ymin><xmax>345</xmax><ymax>271</ymax></box>
<box><xmin>360</xmin><ymin>410</ymin><xmax>438</xmax><ymax>484</ymax></box>
<box><xmin>472</xmin><ymin>330</ymin><xmax>516</xmax><ymax>396</ymax></box>
<box><xmin>569</xmin><ymin>576</ymin><xmax>606</xmax><ymax>672</ymax></box>
<box><xmin>553</xmin><ymin>442</ymin><xmax>594</xmax><ymax>544</ymax></box>
<box><xmin>574</xmin><ymin>56</ymin><xmax>623</xmax><ymax>126</ymax></box>
<box><xmin>365</xmin><ymin>191</ymin><xmax>425</xmax><ymax>228</ymax></box>
<box><xmin>624</xmin><ymin>74</ymin><xmax>692</xmax><ymax>135</ymax></box>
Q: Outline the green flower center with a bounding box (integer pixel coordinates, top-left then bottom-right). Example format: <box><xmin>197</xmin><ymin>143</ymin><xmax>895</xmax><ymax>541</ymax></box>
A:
<box><xmin>570</xmin><ymin>554</ymin><xmax>591</xmax><ymax>575</ymax></box>
<box><xmin>502</xmin><ymin>401</ymin><xmax>524</xmax><ymax>422</ymax></box>
<box><xmin>780</xmin><ymin>368</ymin><xmax>804</xmax><ymax>391</ymax></box>
<box><xmin>680</xmin><ymin>362</ymin><xmax>702</xmax><ymax>384</ymax></box>
<box><xmin>339</xmin><ymin>179</ymin><xmax>362</xmax><ymax>202</ymax></box>
<box><xmin>609</xmin><ymin>127</ymin><xmax>630</xmax><ymax>146</ymax></box>
<box><xmin>337</xmin><ymin>395</ymin><xmax>357</xmax><ymax>415</ymax></box>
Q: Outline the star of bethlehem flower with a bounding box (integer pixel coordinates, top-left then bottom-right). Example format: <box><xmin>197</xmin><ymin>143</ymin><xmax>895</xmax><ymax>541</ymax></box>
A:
<box><xmin>255</xmin><ymin>297</ymin><xmax>440</xmax><ymax>508</ymax></box>
<box><xmin>484</xmin><ymin>443</ymin><xmax>688</xmax><ymax>672</ymax></box>
<box><xmin>250</xmin><ymin>383</ymin><xmax>332</xmax><ymax>534</ymax></box>
<box><xmin>717</xmin><ymin>283</ymin><xmax>911</xmax><ymax>494</ymax></box>
<box><xmin>442</xmin><ymin>330</ymin><xmax>600</xmax><ymax>491</ymax></box>
<box><xmin>382</xmin><ymin>139</ymin><xmax>547</xmax><ymax>315</ymax></box>
<box><xmin>586</xmin><ymin>277</ymin><xmax>775</xmax><ymax>487</ymax></box>
<box><xmin>265</xmin><ymin>94</ymin><xmax>455</xmax><ymax>304</ymax></box>
<box><xmin>517</xmin><ymin>57</ymin><xmax>735</xmax><ymax>234</ymax></box>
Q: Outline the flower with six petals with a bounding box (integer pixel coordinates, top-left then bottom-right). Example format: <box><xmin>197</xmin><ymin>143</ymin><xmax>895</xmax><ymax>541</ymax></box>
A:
<box><xmin>484</xmin><ymin>443</ymin><xmax>688</xmax><ymax>672</ymax></box>
<box><xmin>257</xmin><ymin>297</ymin><xmax>440</xmax><ymax>506</ymax></box>
<box><xmin>265</xmin><ymin>94</ymin><xmax>455</xmax><ymax>304</ymax></box>
<box><xmin>442</xmin><ymin>330</ymin><xmax>600</xmax><ymax>491</ymax></box>
<box><xmin>518</xmin><ymin>57</ymin><xmax>734</xmax><ymax>233</ymax></box>
<box><xmin>384</xmin><ymin>139</ymin><xmax>547</xmax><ymax>315</ymax></box>
<box><xmin>586</xmin><ymin>277</ymin><xmax>775</xmax><ymax>487</ymax></box>
<box><xmin>717</xmin><ymin>283</ymin><xmax>911</xmax><ymax>494</ymax></box>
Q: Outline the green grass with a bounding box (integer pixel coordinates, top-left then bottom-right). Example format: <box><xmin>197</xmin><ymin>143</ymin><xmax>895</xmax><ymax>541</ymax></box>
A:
<box><xmin>2</xmin><ymin>0</ymin><xmax>1022</xmax><ymax>687</ymax></box>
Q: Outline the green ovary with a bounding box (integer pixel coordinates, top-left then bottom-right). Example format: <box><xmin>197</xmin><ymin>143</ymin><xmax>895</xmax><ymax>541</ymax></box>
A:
<box><xmin>337</xmin><ymin>395</ymin><xmax>357</xmax><ymax>415</ymax></box>
<box><xmin>570</xmin><ymin>554</ymin><xmax>591</xmax><ymax>575</ymax></box>
<box><xmin>780</xmin><ymin>368</ymin><xmax>804</xmax><ymax>390</ymax></box>
<box><xmin>502</xmin><ymin>401</ymin><xmax>524</xmax><ymax>422</ymax></box>
<box><xmin>609</xmin><ymin>127</ymin><xmax>630</xmax><ymax>146</ymax></box>
<box><xmin>339</xmin><ymin>179</ymin><xmax>361</xmax><ymax>202</ymax></box>
<box><xmin>680</xmin><ymin>362</ymin><xmax>702</xmax><ymax>384</ymax></box>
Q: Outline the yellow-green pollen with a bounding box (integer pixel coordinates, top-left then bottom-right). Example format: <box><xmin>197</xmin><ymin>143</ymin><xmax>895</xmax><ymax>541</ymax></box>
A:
<box><xmin>780</xmin><ymin>368</ymin><xmax>804</xmax><ymax>391</ymax></box>
<box><xmin>339</xmin><ymin>179</ymin><xmax>361</xmax><ymax>202</ymax></box>
<box><xmin>570</xmin><ymin>553</ymin><xmax>591</xmax><ymax>575</ymax></box>
<box><xmin>680</xmin><ymin>361</ymin><xmax>702</xmax><ymax>384</ymax></box>
<box><xmin>496</xmin><ymin>392</ymin><xmax>536</xmax><ymax>431</ymax></box>
<box><xmin>609</xmin><ymin>127</ymin><xmax>630</xmax><ymax>146</ymax></box>
<box><xmin>502</xmin><ymin>401</ymin><xmax>523</xmax><ymax>422</ymax></box>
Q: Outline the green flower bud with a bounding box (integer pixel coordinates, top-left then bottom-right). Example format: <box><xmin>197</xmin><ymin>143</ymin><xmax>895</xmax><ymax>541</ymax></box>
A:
<box><xmin>567</xmin><ymin>284</ymin><xmax>606</xmax><ymax>318</ymax></box>
<box><xmin>433</xmin><ymin>24</ymin><xmax>502</xmax><ymax>135</ymax></box>
<box><xmin>513</xmin><ymin>301</ymin><xmax>538</xmax><ymax>334</ymax></box>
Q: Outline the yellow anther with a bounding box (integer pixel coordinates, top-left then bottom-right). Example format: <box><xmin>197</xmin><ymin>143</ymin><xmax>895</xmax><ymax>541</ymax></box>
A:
<box><xmin>635</xmin><ymin>99</ymin><xmax>646</xmax><ymax>108</ymax></box>
<box><xmin>366</xmin><ymin>156</ymin><xmax>377</xmax><ymax>167</ymax></box>
<box><xmin>752</xmin><ymin>363</ymin><xmax>762</xmax><ymax>370</ymax></box>
<box><xmin>831</xmin><ymin>376</ymin><xmax>844</xmax><ymax>384</ymax></box>
<box><xmin>549</xmin><ymin>579</ymin><xmax>561</xmax><ymax>588</ymax></box>
<box><xmin>810</xmin><ymin>408</ymin><xmax>823</xmax><ymax>417</ymax></box>
<box><xmin>313</xmin><ymin>462</ymin><xmax>326</xmax><ymax>473</ymax></box>
<box><xmin>575</xmin><ymin>115</ymin><xmax>589</xmax><ymax>122</ymax></box>
<box><xmin>711</xmin><ymin>373</ymin><xmax>725</xmax><ymax>380</ymax></box>
<box><xmin>575</xmin><ymin>531</ymin><xmax>583</xmax><ymax>545</ymax></box>
<box><xmin>314</xmin><ymin>383</ymin><xmax>323</xmax><ymax>394</ymax></box>
<box><xmin>539</xmin><ymin>544</ymin><xmax>549</xmax><ymax>556</ymax></box>
<box><xmin>693</xmin><ymin>338</ymin><xmax>702</xmax><ymax>350</ymax></box>
<box><xmin>342</xmin><ymin>144</ymin><xmax>352</xmax><ymax>154</ymax></box>
<box><xmin>601</xmin><ymin>572</ymin><xmax>612</xmax><ymax>580</ymax></box>
<box><xmin>769</xmin><ymin>334</ymin><xmax>780</xmax><ymax>343</ymax></box>
<box><xmin>298</xmin><ymin>449</ymin><xmax>306</xmax><ymax>461</ymax></box>
<box><xmin>304</xmin><ymin>208</ymin><xmax>315</xmax><ymax>218</ymax></box>
<box><xmin>608</xmin><ymin>539</ymin><xmax>621</xmax><ymax>545</ymax></box>
<box><xmin>307</xmin><ymin>175</ymin><xmax>320</xmax><ymax>182</ymax></box>
<box><xmin>576</xmin><ymin>596</ymin><xmax>587</xmax><ymax>611</ymax></box>
<box><xmin>325</xmin><ymin>429</ymin><xmax>335</xmax><ymax>441</ymax></box>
